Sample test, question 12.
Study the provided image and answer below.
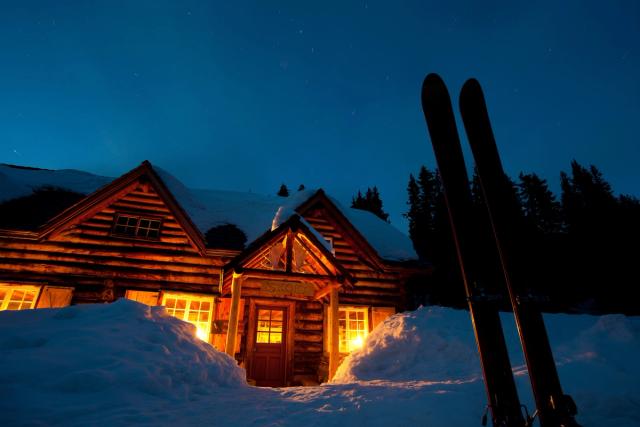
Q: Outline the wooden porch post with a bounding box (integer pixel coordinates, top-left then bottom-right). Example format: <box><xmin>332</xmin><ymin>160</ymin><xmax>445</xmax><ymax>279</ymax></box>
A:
<box><xmin>225</xmin><ymin>271</ymin><xmax>242</xmax><ymax>357</ymax></box>
<box><xmin>328</xmin><ymin>286</ymin><xmax>340</xmax><ymax>380</ymax></box>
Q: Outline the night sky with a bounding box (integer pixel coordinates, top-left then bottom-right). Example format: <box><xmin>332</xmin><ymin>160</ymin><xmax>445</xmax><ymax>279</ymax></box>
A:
<box><xmin>0</xmin><ymin>1</ymin><xmax>638</xmax><ymax>229</ymax></box>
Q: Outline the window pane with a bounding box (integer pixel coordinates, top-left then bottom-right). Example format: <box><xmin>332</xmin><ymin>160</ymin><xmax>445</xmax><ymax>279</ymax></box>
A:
<box><xmin>256</xmin><ymin>332</ymin><xmax>269</xmax><ymax>343</ymax></box>
<box><xmin>271</xmin><ymin>310</ymin><xmax>283</xmax><ymax>321</ymax></box>
<box><xmin>270</xmin><ymin>333</ymin><xmax>282</xmax><ymax>343</ymax></box>
<box><xmin>257</xmin><ymin>320</ymin><xmax>270</xmax><ymax>331</ymax></box>
<box><xmin>270</xmin><ymin>321</ymin><xmax>283</xmax><ymax>332</ymax></box>
<box><xmin>176</xmin><ymin>299</ymin><xmax>186</xmax><ymax>310</ymax></box>
<box><xmin>258</xmin><ymin>309</ymin><xmax>270</xmax><ymax>320</ymax></box>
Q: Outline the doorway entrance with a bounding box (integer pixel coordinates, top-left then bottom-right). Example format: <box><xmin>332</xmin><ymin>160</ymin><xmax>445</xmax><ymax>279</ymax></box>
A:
<box><xmin>249</xmin><ymin>305</ymin><xmax>288</xmax><ymax>386</ymax></box>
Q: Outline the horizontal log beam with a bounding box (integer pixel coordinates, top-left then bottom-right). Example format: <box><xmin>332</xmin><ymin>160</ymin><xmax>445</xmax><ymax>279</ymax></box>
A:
<box><xmin>0</xmin><ymin>260</ymin><xmax>217</xmax><ymax>285</ymax></box>
<box><xmin>0</xmin><ymin>250</ymin><xmax>219</xmax><ymax>275</ymax></box>
<box><xmin>0</xmin><ymin>243</ymin><xmax>218</xmax><ymax>265</ymax></box>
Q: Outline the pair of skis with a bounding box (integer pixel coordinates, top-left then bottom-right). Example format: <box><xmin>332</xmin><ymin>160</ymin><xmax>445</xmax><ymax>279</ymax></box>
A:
<box><xmin>421</xmin><ymin>74</ymin><xmax>580</xmax><ymax>427</ymax></box>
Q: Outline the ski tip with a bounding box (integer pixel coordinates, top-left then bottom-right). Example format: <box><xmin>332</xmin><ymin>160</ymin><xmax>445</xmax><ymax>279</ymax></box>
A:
<box><xmin>421</xmin><ymin>73</ymin><xmax>445</xmax><ymax>95</ymax></box>
<box><xmin>421</xmin><ymin>73</ymin><xmax>451</xmax><ymax>107</ymax></box>
<box><xmin>422</xmin><ymin>73</ymin><xmax>444</xmax><ymax>87</ymax></box>
<box><xmin>460</xmin><ymin>78</ymin><xmax>484</xmax><ymax>102</ymax></box>
<box><xmin>461</xmin><ymin>78</ymin><xmax>481</xmax><ymax>92</ymax></box>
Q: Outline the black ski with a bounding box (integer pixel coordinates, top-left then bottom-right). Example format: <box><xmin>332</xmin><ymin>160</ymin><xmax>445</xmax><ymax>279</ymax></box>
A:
<box><xmin>421</xmin><ymin>73</ymin><xmax>525</xmax><ymax>427</ymax></box>
<box><xmin>459</xmin><ymin>78</ymin><xmax>580</xmax><ymax>427</ymax></box>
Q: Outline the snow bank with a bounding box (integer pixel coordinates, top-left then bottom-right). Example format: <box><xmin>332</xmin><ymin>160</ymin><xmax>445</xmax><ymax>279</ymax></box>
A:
<box><xmin>333</xmin><ymin>306</ymin><xmax>480</xmax><ymax>382</ymax></box>
<box><xmin>1</xmin><ymin>302</ymin><xmax>639</xmax><ymax>426</ymax></box>
<box><xmin>334</xmin><ymin>306</ymin><xmax>640</xmax><ymax>427</ymax></box>
<box><xmin>0</xmin><ymin>299</ymin><xmax>245</xmax><ymax>425</ymax></box>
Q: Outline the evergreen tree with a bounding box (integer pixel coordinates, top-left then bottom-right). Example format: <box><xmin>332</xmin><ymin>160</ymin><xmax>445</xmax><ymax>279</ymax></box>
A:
<box><xmin>417</xmin><ymin>166</ymin><xmax>438</xmax><ymax>234</ymax></box>
<box><xmin>404</xmin><ymin>166</ymin><xmax>466</xmax><ymax>307</ymax></box>
<box><xmin>297</xmin><ymin>184</ymin><xmax>305</xmax><ymax>191</ymax></box>
<box><xmin>277</xmin><ymin>184</ymin><xmax>289</xmax><ymax>197</ymax></box>
<box><xmin>559</xmin><ymin>160</ymin><xmax>621</xmax><ymax>311</ymax></box>
<box><xmin>518</xmin><ymin>172</ymin><xmax>562</xmax><ymax>234</ymax></box>
<box><xmin>351</xmin><ymin>190</ymin><xmax>365</xmax><ymax>209</ymax></box>
<box><xmin>560</xmin><ymin>160</ymin><xmax>616</xmax><ymax>233</ymax></box>
<box><xmin>404</xmin><ymin>174</ymin><xmax>422</xmax><ymax>254</ymax></box>
<box><xmin>351</xmin><ymin>187</ymin><xmax>390</xmax><ymax>223</ymax></box>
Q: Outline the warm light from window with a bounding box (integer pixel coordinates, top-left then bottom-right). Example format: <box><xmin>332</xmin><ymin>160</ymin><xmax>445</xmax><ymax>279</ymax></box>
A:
<box><xmin>350</xmin><ymin>334</ymin><xmax>365</xmax><ymax>350</ymax></box>
<box><xmin>339</xmin><ymin>307</ymin><xmax>369</xmax><ymax>353</ymax></box>
<box><xmin>161</xmin><ymin>292</ymin><xmax>214</xmax><ymax>344</ymax></box>
<box><xmin>256</xmin><ymin>309</ymin><xmax>284</xmax><ymax>344</ymax></box>
<box><xmin>0</xmin><ymin>285</ymin><xmax>41</xmax><ymax>311</ymax></box>
<box><xmin>195</xmin><ymin>327</ymin><xmax>209</xmax><ymax>342</ymax></box>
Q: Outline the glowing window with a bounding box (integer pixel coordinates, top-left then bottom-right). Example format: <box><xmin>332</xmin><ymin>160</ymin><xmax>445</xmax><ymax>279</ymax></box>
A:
<box><xmin>0</xmin><ymin>285</ymin><xmax>41</xmax><ymax>311</ymax></box>
<box><xmin>256</xmin><ymin>309</ymin><xmax>284</xmax><ymax>344</ymax></box>
<box><xmin>161</xmin><ymin>292</ymin><xmax>214</xmax><ymax>342</ymax></box>
<box><xmin>339</xmin><ymin>307</ymin><xmax>369</xmax><ymax>353</ymax></box>
<box><xmin>113</xmin><ymin>214</ymin><xmax>162</xmax><ymax>239</ymax></box>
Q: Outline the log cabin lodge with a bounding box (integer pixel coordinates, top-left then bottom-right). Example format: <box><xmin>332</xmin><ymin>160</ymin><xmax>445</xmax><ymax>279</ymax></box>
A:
<box><xmin>0</xmin><ymin>161</ymin><xmax>427</xmax><ymax>386</ymax></box>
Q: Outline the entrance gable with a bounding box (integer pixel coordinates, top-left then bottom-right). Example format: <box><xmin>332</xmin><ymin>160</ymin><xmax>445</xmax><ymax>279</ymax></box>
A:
<box><xmin>222</xmin><ymin>215</ymin><xmax>353</xmax><ymax>296</ymax></box>
<box><xmin>240</xmin><ymin>223</ymin><xmax>339</xmax><ymax>277</ymax></box>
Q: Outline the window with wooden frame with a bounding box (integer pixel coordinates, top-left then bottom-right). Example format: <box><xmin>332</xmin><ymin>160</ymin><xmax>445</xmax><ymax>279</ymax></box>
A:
<box><xmin>112</xmin><ymin>213</ymin><xmax>162</xmax><ymax>239</ymax></box>
<box><xmin>0</xmin><ymin>284</ymin><xmax>41</xmax><ymax>311</ymax></box>
<box><xmin>256</xmin><ymin>308</ymin><xmax>284</xmax><ymax>344</ymax></box>
<box><xmin>160</xmin><ymin>292</ymin><xmax>215</xmax><ymax>343</ymax></box>
<box><xmin>338</xmin><ymin>306</ymin><xmax>369</xmax><ymax>353</ymax></box>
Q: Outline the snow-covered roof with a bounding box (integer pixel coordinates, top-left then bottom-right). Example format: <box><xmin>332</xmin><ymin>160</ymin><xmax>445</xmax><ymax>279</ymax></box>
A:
<box><xmin>0</xmin><ymin>163</ymin><xmax>418</xmax><ymax>261</ymax></box>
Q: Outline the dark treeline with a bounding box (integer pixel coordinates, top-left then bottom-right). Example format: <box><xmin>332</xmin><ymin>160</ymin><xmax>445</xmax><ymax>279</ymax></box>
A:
<box><xmin>405</xmin><ymin>161</ymin><xmax>640</xmax><ymax>315</ymax></box>
<box><xmin>351</xmin><ymin>187</ymin><xmax>390</xmax><ymax>223</ymax></box>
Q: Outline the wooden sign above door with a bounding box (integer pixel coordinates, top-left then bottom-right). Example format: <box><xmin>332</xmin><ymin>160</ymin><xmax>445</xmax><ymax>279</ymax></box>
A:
<box><xmin>259</xmin><ymin>280</ymin><xmax>315</xmax><ymax>298</ymax></box>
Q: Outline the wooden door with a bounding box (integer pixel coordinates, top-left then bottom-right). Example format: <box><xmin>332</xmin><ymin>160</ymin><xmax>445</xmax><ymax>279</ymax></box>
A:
<box><xmin>250</xmin><ymin>306</ymin><xmax>287</xmax><ymax>387</ymax></box>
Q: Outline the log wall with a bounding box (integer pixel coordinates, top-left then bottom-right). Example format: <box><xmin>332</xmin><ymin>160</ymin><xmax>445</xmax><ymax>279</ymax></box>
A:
<box><xmin>0</xmin><ymin>184</ymin><xmax>222</xmax><ymax>301</ymax></box>
<box><xmin>303</xmin><ymin>208</ymin><xmax>406</xmax><ymax>309</ymax></box>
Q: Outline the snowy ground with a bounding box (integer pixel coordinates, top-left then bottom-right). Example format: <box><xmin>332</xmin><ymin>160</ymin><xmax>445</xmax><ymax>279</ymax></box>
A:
<box><xmin>1</xmin><ymin>301</ymin><xmax>638</xmax><ymax>426</ymax></box>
